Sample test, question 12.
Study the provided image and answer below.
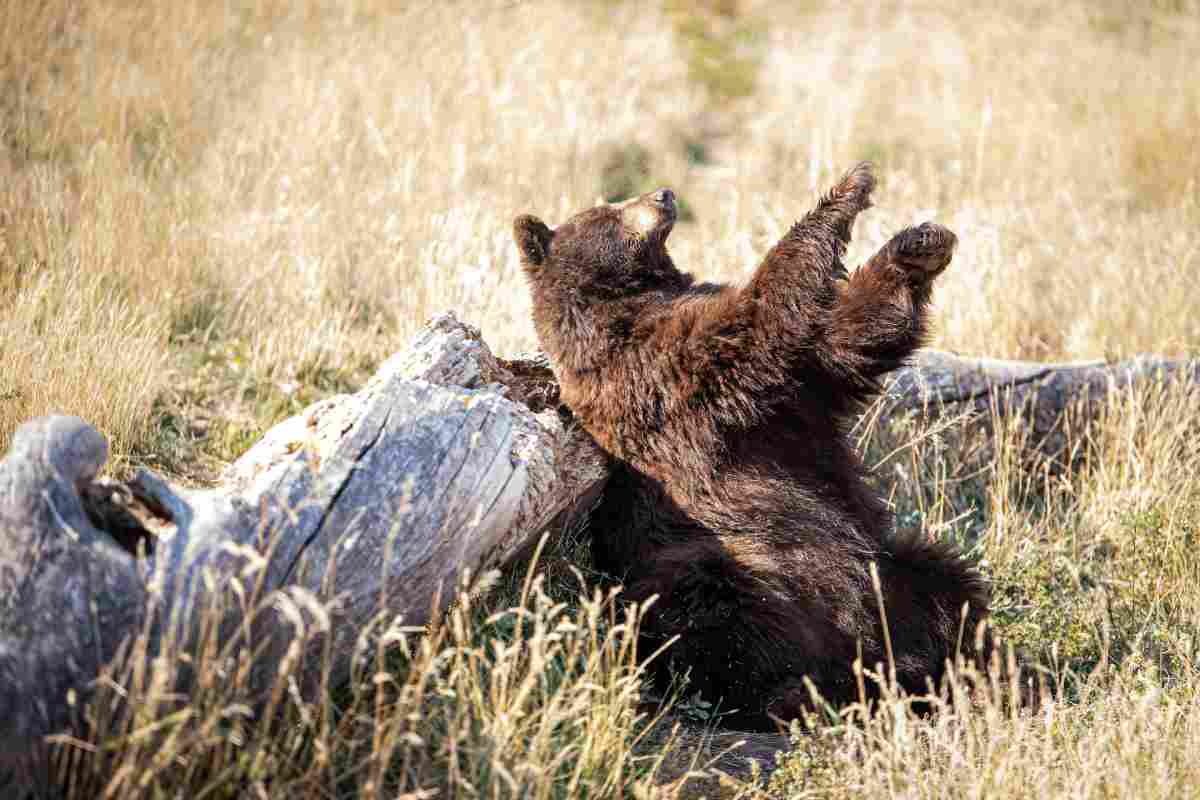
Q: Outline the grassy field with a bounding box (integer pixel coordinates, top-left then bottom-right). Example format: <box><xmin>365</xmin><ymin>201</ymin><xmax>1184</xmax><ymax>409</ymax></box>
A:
<box><xmin>2</xmin><ymin>0</ymin><xmax>1199</xmax><ymax>797</ymax></box>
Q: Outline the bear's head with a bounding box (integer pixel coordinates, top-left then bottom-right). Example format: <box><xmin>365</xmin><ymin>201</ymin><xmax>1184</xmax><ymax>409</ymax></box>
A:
<box><xmin>513</xmin><ymin>188</ymin><xmax>690</xmax><ymax>374</ymax></box>
<box><xmin>512</xmin><ymin>188</ymin><xmax>685</xmax><ymax>301</ymax></box>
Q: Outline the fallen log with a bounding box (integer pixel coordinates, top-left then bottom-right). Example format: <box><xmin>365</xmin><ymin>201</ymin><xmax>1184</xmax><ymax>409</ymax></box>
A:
<box><xmin>0</xmin><ymin>310</ymin><xmax>1196</xmax><ymax>788</ymax></box>
<box><xmin>0</xmin><ymin>311</ymin><xmax>609</xmax><ymax>788</ymax></box>
<box><xmin>884</xmin><ymin>349</ymin><xmax>1200</xmax><ymax>462</ymax></box>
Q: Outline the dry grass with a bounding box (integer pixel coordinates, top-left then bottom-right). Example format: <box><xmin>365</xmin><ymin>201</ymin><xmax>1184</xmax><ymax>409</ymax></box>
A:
<box><xmin>2</xmin><ymin>0</ymin><xmax>1199</xmax><ymax>797</ymax></box>
<box><xmin>3</xmin><ymin>0</ymin><xmax>1196</xmax><ymax>466</ymax></box>
<box><xmin>47</xmin><ymin>556</ymin><xmax>712</xmax><ymax>800</ymax></box>
<box><xmin>768</xmin><ymin>381</ymin><xmax>1200</xmax><ymax>799</ymax></box>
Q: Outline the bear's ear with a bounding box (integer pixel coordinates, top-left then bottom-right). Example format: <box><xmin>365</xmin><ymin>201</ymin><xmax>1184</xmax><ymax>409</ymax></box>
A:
<box><xmin>513</xmin><ymin>214</ymin><xmax>553</xmax><ymax>267</ymax></box>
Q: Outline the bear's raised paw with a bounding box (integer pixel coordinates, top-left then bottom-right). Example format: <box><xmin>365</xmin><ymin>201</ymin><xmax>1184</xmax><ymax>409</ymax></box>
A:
<box><xmin>887</xmin><ymin>221</ymin><xmax>957</xmax><ymax>280</ymax></box>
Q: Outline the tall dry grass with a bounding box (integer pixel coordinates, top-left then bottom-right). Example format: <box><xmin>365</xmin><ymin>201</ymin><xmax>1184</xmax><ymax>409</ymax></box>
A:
<box><xmin>2</xmin><ymin>0</ymin><xmax>1199</xmax><ymax>797</ymax></box>
<box><xmin>767</xmin><ymin>380</ymin><xmax>1200</xmax><ymax>799</ymax></box>
<box><xmin>3</xmin><ymin>0</ymin><xmax>1197</xmax><ymax>463</ymax></box>
<box><xmin>45</xmin><ymin>561</ymin><xmax>708</xmax><ymax>799</ymax></box>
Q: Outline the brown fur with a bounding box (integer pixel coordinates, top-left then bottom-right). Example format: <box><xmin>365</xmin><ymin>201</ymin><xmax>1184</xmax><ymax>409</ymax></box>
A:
<box><xmin>514</xmin><ymin>166</ymin><xmax>992</xmax><ymax>730</ymax></box>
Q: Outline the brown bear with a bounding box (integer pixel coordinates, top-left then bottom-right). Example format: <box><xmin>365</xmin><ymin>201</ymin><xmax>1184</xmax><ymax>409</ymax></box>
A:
<box><xmin>513</xmin><ymin>163</ymin><xmax>992</xmax><ymax>730</ymax></box>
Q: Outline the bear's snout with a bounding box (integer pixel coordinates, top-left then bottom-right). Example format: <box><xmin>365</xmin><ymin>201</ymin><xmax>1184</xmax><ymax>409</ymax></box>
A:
<box><xmin>650</xmin><ymin>188</ymin><xmax>675</xmax><ymax>210</ymax></box>
<box><xmin>620</xmin><ymin>188</ymin><xmax>677</xmax><ymax>236</ymax></box>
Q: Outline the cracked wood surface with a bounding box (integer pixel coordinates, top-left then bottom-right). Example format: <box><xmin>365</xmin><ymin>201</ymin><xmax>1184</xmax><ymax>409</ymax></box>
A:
<box><xmin>884</xmin><ymin>350</ymin><xmax>1200</xmax><ymax>461</ymax></box>
<box><xmin>0</xmin><ymin>312</ymin><xmax>608</xmax><ymax>785</ymax></box>
<box><xmin>0</xmin><ymin>310</ymin><xmax>1197</xmax><ymax>787</ymax></box>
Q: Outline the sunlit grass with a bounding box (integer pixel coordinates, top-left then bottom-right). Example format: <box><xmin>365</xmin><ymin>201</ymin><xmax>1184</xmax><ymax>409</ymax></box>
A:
<box><xmin>3</xmin><ymin>0</ymin><xmax>1197</xmax><ymax>464</ymax></box>
<box><xmin>770</xmin><ymin>380</ymin><xmax>1200</xmax><ymax>799</ymax></box>
<box><xmin>50</xmin><ymin>561</ymin><xmax>703</xmax><ymax>799</ymax></box>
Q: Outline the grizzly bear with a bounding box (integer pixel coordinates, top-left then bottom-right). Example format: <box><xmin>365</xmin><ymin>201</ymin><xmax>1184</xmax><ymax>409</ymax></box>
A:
<box><xmin>514</xmin><ymin>163</ymin><xmax>992</xmax><ymax>730</ymax></box>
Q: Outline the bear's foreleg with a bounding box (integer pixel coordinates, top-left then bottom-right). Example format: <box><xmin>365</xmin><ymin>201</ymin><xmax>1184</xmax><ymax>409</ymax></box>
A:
<box><xmin>823</xmin><ymin>222</ymin><xmax>957</xmax><ymax>387</ymax></box>
<box><xmin>748</xmin><ymin>162</ymin><xmax>876</xmax><ymax>306</ymax></box>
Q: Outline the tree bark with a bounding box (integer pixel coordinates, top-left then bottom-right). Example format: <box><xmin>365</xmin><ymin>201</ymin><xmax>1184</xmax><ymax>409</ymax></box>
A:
<box><xmin>0</xmin><ymin>312</ymin><xmax>609</xmax><ymax>787</ymax></box>
<box><xmin>884</xmin><ymin>349</ymin><xmax>1200</xmax><ymax>462</ymax></box>
<box><xmin>0</xmin><ymin>310</ymin><xmax>1195</xmax><ymax>786</ymax></box>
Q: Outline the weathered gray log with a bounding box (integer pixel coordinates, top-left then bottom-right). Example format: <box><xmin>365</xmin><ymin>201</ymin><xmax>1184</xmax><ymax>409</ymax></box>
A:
<box><xmin>0</xmin><ymin>311</ymin><xmax>608</xmax><ymax>788</ymax></box>
<box><xmin>0</xmin><ymin>309</ymin><xmax>1197</xmax><ymax>790</ymax></box>
<box><xmin>885</xmin><ymin>350</ymin><xmax>1200</xmax><ymax>462</ymax></box>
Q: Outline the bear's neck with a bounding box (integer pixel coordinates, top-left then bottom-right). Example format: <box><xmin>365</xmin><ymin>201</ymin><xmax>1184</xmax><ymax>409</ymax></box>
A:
<box><xmin>535</xmin><ymin>286</ymin><xmax>671</xmax><ymax>377</ymax></box>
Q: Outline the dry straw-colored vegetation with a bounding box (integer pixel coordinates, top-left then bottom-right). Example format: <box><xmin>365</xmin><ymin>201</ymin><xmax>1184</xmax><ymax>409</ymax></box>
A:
<box><xmin>2</xmin><ymin>0</ymin><xmax>1199</xmax><ymax>797</ymax></box>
